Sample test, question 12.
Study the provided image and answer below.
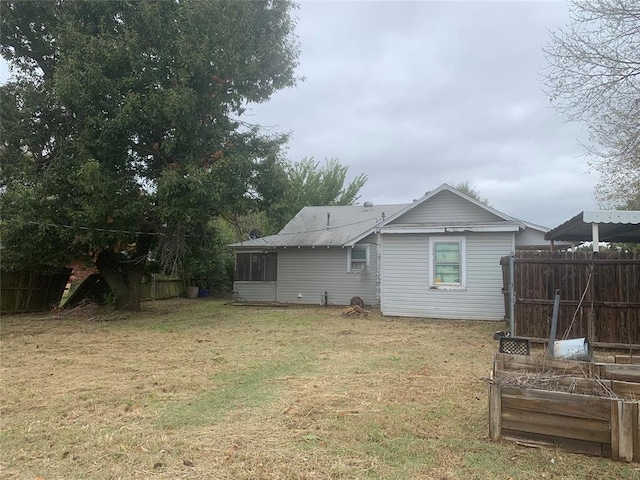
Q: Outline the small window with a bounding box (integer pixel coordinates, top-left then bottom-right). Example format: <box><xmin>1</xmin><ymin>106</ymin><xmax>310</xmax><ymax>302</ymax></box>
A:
<box><xmin>434</xmin><ymin>242</ymin><xmax>461</xmax><ymax>283</ymax></box>
<box><xmin>251</xmin><ymin>252</ymin><xmax>264</xmax><ymax>281</ymax></box>
<box><xmin>348</xmin><ymin>245</ymin><xmax>370</xmax><ymax>273</ymax></box>
<box><xmin>235</xmin><ymin>252</ymin><xmax>277</xmax><ymax>281</ymax></box>
<box><xmin>265</xmin><ymin>252</ymin><xmax>277</xmax><ymax>281</ymax></box>
<box><xmin>235</xmin><ymin>253</ymin><xmax>251</xmax><ymax>281</ymax></box>
<box><xmin>429</xmin><ymin>237</ymin><xmax>466</xmax><ymax>288</ymax></box>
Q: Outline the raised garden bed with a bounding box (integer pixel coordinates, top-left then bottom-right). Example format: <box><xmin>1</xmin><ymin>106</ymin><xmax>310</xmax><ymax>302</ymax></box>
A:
<box><xmin>488</xmin><ymin>352</ymin><xmax>640</xmax><ymax>462</ymax></box>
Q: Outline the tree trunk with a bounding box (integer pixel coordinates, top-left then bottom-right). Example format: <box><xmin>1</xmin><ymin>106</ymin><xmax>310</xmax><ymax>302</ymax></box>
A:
<box><xmin>97</xmin><ymin>257</ymin><xmax>144</xmax><ymax>311</ymax></box>
<box><xmin>95</xmin><ymin>233</ymin><xmax>153</xmax><ymax>311</ymax></box>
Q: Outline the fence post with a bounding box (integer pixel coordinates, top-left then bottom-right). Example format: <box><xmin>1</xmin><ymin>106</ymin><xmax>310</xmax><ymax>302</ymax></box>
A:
<box><xmin>587</xmin><ymin>262</ymin><xmax>595</xmax><ymax>345</ymax></box>
<box><xmin>489</xmin><ymin>384</ymin><xmax>502</xmax><ymax>441</ymax></box>
<box><xmin>548</xmin><ymin>290</ymin><xmax>560</xmax><ymax>357</ymax></box>
<box><xmin>634</xmin><ymin>402</ymin><xmax>640</xmax><ymax>463</ymax></box>
<box><xmin>612</xmin><ymin>400</ymin><xmax>634</xmax><ymax>462</ymax></box>
<box><xmin>509</xmin><ymin>252</ymin><xmax>515</xmax><ymax>336</ymax></box>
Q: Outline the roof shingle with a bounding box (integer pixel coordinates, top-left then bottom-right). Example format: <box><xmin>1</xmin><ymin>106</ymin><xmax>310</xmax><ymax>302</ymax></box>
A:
<box><xmin>229</xmin><ymin>204</ymin><xmax>407</xmax><ymax>248</ymax></box>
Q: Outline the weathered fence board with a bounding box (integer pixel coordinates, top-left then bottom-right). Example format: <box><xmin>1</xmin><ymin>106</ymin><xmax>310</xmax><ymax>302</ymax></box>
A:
<box><xmin>593</xmin><ymin>355</ymin><xmax>640</xmax><ymax>365</ymax></box>
<box><xmin>612</xmin><ymin>400</ymin><xmax>635</xmax><ymax>462</ymax></box>
<box><xmin>611</xmin><ymin>381</ymin><xmax>640</xmax><ymax>399</ymax></box>
<box><xmin>501</xmin><ymin>386</ymin><xmax>611</xmax><ymax>421</ymax></box>
<box><xmin>501</xmin><ymin>251</ymin><xmax>640</xmax><ymax>346</ymax></box>
<box><xmin>140</xmin><ymin>274</ymin><xmax>184</xmax><ymax>300</ymax></box>
<box><xmin>635</xmin><ymin>406</ymin><xmax>640</xmax><ymax>461</ymax></box>
<box><xmin>489</xmin><ymin>384</ymin><xmax>501</xmax><ymax>441</ymax></box>
<box><xmin>1</xmin><ymin>269</ymin><xmax>71</xmax><ymax>313</ymax></box>
<box><xmin>494</xmin><ymin>353</ymin><xmax>640</xmax><ymax>386</ymax></box>
<box><xmin>501</xmin><ymin>429</ymin><xmax>605</xmax><ymax>457</ymax></box>
<box><xmin>601</xmin><ymin>364</ymin><xmax>640</xmax><ymax>383</ymax></box>
<box><xmin>502</xmin><ymin>406</ymin><xmax>610</xmax><ymax>443</ymax></box>
<box><xmin>494</xmin><ymin>352</ymin><xmax>594</xmax><ymax>376</ymax></box>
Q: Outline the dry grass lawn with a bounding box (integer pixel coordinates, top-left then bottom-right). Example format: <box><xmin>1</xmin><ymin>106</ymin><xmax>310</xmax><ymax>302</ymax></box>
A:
<box><xmin>1</xmin><ymin>299</ymin><xmax>637</xmax><ymax>479</ymax></box>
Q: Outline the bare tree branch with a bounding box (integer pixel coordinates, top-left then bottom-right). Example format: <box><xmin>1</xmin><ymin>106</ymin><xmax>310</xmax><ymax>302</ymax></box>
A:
<box><xmin>543</xmin><ymin>0</ymin><xmax>640</xmax><ymax>207</ymax></box>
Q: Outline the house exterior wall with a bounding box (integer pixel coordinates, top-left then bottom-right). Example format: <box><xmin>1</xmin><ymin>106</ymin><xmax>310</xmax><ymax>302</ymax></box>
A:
<box><xmin>234</xmin><ymin>281</ymin><xmax>277</xmax><ymax>302</ymax></box>
<box><xmin>276</xmin><ymin>244</ymin><xmax>378</xmax><ymax>306</ymax></box>
<box><xmin>391</xmin><ymin>190</ymin><xmax>502</xmax><ymax>224</ymax></box>
<box><xmin>515</xmin><ymin>227</ymin><xmax>549</xmax><ymax>248</ymax></box>
<box><xmin>380</xmin><ymin>232</ymin><xmax>511</xmax><ymax>320</ymax></box>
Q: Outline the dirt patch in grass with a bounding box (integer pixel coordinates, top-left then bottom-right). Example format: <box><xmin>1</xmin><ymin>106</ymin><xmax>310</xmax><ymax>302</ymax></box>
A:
<box><xmin>1</xmin><ymin>299</ymin><xmax>637</xmax><ymax>479</ymax></box>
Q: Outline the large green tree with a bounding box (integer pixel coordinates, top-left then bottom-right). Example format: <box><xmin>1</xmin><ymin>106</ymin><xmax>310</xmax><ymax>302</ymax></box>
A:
<box><xmin>543</xmin><ymin>0</ymin><xmax>639</xmax><ymax>207</ymax></box>
<box><xmin>0</xmin><ymin>0</ymin><xmax>299</xmax><ymax>310</ymax></box>
<box><xmin>267</xmin><ymin>157</ymin><xmax>368</xmax><ymax>232</ymax></box>
<box><xmin>226</xmin><ymin>157</ymin><xmax>367</xmax><ymax>239</ymax></box>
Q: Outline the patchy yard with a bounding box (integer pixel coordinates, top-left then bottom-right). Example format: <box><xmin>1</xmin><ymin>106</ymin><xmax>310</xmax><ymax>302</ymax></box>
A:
<box><xmin>0</xmin><ymin>299</ymin><xmax>635</xmax><ymax>479</ymax></box>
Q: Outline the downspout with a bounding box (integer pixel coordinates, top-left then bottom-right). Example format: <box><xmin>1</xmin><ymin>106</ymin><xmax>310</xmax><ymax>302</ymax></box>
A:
<box><xmin>376</xmin><ymin>230</ymin><xmax>382</xmax><ymax>306</ymax></box>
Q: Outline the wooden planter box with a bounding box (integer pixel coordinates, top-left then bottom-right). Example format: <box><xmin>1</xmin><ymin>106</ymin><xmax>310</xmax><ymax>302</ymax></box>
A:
<box><xmin>489</xmin><ymin>353</ymin><xmax>640</xmax><ymax>462</ymax></box>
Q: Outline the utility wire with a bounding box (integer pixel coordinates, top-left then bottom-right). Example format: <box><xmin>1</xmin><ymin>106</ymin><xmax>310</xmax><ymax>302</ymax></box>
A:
<box><xmin>2</xmin><ymin>219</ymin><xmax>174</xmax><ymax>237</ymax></box>
<box><xmin>229</xmin><ymin>213</ymin><xmax>384</xmax><ymax>243</ymax></box>
<box><xmin>236</xmin><ymin>215</ymin><xmax>383</xmax><ymax>245</ymax></box>
<box><xmin>2</xmin><ymin>215</ymin><xmax>384</xmax><ymax>240</ymax></box>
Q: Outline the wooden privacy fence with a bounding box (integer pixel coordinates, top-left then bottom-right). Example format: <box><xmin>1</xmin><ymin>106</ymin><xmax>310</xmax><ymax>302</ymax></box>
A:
<box><xmin>1</xmin><ymin>269</ymin><xmax>72</xmax><ymax>313</ymax></box>
<box><xmin>1</xmin><ymin>270</ymin><xmax>184</xmax><ymax>313</ymax></box>
<box><xmin>62</xmin><ymin>273</ymin><xmax>185</xmax><ymax>308</ymax></box>
<box><xmin>501</xmin><ymin>251</ymin><xmax>640</xmax><ymax>347</ymax></box>
<box><xmin>141</xmin><ymin>274</ymin><xmax>185</xmax><ymax>301</ymax></box>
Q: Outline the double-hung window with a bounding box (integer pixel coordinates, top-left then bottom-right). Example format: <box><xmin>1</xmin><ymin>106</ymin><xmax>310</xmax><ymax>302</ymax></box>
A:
<box><xmin>429</xmin><ymin>237</ymin><xmax>466</xmax><ymax>288</ymax></box>
<box><xmin>235</xmin><ymin>252</ymin><xmax>277</xmax><ymax>281</ymax></box>
<box><xmin>347</xmin><ymin>244</ymin><xmax>370</xmax><ymax>273</ymax></box>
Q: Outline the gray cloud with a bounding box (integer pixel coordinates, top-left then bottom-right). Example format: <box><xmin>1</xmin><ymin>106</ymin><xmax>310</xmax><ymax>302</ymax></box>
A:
<box><xmin>250</xmin><ymin>1</ymin><xmax>599</xmax><ymax>228</ymax></box>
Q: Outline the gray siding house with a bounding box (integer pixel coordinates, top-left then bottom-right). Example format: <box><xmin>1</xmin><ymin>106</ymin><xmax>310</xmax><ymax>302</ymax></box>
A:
<box><xmin>229</xmin><ymin>183</ymin><xmax>553</xmax><ymax>321</ymax></box>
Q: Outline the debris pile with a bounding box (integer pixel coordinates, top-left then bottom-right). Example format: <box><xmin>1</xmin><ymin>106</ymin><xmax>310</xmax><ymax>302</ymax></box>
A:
<box><xmin>342</xmin><ymin>304</ymin><xmax>368</xmax><ymax>316</ymax></box>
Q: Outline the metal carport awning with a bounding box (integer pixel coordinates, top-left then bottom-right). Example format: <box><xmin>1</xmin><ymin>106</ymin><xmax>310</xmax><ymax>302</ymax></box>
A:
<box><xmin>545</xmin><ymin>210</ymin><xmax>640</xmax><ymax>252</ymax></box>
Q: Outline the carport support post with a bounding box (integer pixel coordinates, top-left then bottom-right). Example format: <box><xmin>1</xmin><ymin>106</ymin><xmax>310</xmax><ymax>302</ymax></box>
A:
<box><xmin>509</xmin><ymin>252</ymin><xmax>515</xmax><ymax>336</ymax></box>
<box><xmin>592</xmin><ymin>223</ymin><xmax>600</xmax><ymax>253</ymax></box>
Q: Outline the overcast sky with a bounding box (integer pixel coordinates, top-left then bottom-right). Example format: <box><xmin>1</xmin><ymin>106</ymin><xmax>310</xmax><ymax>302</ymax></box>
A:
<box><xmin>0</xmin><ymin>1</ymin><xmax>599</xmax><ymax>229</ymax></box>
<box><xmin>246</xmin><ymin>0</ymin><xmax>598</xmax><ymax>228</ymax></box>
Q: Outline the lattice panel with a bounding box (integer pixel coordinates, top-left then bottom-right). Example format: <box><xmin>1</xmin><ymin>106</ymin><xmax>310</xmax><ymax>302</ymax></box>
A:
<box><xmin>499</xmin><ymin>337</ymin><xmax>530</xmax><ymax>355</ymax></box>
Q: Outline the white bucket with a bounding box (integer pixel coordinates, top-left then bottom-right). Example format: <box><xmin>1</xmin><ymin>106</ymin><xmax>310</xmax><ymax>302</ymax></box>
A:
<box><xmin>553</xmin><ymin>338</ymin><xmax>590</xmax><ymax>360</ymax></box>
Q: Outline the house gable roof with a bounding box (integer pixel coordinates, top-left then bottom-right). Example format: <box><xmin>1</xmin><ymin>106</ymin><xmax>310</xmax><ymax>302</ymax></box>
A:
<box><xmin>344</xmin><ymin>184</ymin><xmax>527</xmax><ymax>246</ymax></box>
<box><xmin>229</xmin><ymin>184</ymin><xmax>547</xmax><ymax>250</ymax></box>
<box><xmin>384</xmin><ymin>183</ymin><xmax>518</xmax><ymax>225</ymax></box>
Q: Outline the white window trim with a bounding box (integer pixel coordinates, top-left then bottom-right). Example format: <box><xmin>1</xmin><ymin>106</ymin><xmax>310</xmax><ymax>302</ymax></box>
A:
<box><xmin>429</xmin><ymin>236</ymin><xmax>466</xmax><ymax>289</ymax></box>
<box><xmin>347</xmin><ymin>244</ymin><xmax>370</xmax><ymax>273</ymax></box>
